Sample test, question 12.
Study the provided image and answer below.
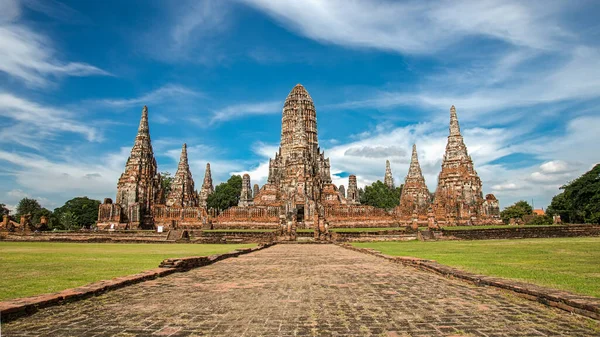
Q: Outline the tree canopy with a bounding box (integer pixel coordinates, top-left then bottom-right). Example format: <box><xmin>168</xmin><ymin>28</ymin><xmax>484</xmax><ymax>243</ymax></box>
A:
<box><xmin>53</xmin><ymin>196</ymin><xmax>101</xmax><ymax>229</ymax></box>
<box><xmin>160</xmin><ymin>171</ymin><xmax>174</xmax><ymax>196</ymax></box>
<box><xmin>547</xmin><ymin>164</ymin><xmax>600</xmax><ymax>224</ymax></box>
<box><xmin>206</xmin><ymin>175</ymin><xmax>243</xmax><ymax>212</ymax></box>
<box><xmin>0</xmin><ymin>203</ymin><xmax>10</xmax><ymax>218</ymax></box>
<box><xmin>360</xmin><ymin>180</ymin><xmax>403</xmax><ymax>210</ymax></box>
<box><xmin>500</xmin><ymin>200</ymin><xmax>533</xmax><ymax>224</ymax></box>
<box><xmin>14</xmin><ymin>198</ymin><xmax>52</xmax><ymax>225</ymax></box>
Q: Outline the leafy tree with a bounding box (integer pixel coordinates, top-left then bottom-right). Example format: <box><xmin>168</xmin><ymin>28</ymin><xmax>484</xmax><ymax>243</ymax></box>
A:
<box><xmin>161</xmin><ymin>171</ymin><xmax>174</xmax><ymax>195</ymax></box>
<box><xmin>360</xmin><ymin>180</ymin><xmax>403</xmax><ymax>210</ymax></box>
<box><xmin>547</xmin><ymin>164</ymin><xmax>600</xmax><ymax>224</ymax></box>
<box><xmin>13</xmin><ymin>198</ymin><xmax>55</xmax><ymax>228</ymax></box>
<box><xmin>0</xmin><ymin>203</ymin><xmax>10</xmax><ymax>218</ymax></box>
<box><xmin>525</xmin><ymin>214</ymin><xmax>553</xmax><ymax>226</ymax></box>
<box><xmin>500</xmin><ymin>200</ymin><xmax>533</xmax><ymax>224</ymax></box>
<box><xmin>53</xmin><ymin>197</ymin><xmax>101</xmax><ymax>229</ymax></box>
<box><xmin>206</xmin><ymin>175</ymin><xmax>243</xmax><ymax>212</ymax></box>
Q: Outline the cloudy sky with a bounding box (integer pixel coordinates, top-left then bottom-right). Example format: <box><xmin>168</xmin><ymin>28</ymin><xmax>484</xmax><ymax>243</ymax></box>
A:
<box><xmin>1</xmin><ymin>0</ymin><xmax>599</xmax><ymax>212</ymax></box>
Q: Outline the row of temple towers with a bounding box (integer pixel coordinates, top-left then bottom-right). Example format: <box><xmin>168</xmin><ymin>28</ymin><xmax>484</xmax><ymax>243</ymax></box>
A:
<box><xmin>112</xmin><ymin>106</ymin><xmax>215</xmax><ymax>225</ymax></box>
<box><xmin>108</xmin><ymin>84</ymin><xmax>498</xmax><ymax>227</ymax></box>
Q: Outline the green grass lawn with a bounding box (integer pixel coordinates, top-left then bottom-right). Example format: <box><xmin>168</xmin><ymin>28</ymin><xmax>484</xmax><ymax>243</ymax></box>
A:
<box><xmin>0</xmin><ymin>242</ymin><xmax>256</xmax><ymax>301</ymax></box>
<box><xmin>353</xmin><ymin>237</ymin><xmax>600</xmax><ymax>297</ymax></box>
<box><xmin>330</xmin><ymin>227</ymin><xmax>406</xmax><ymax>232</ymax></box>
<box><xmin>440</xmin><ymin>224</ymin><xmax>560</xmax><ymax>230</ymax></box>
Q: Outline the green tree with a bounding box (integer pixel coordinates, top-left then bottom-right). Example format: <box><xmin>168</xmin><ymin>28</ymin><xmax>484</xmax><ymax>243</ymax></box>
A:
<box><xmin>161</xmin><ymin>171</ymin><xmax>174</xmax><ymax>195</ymax></box>
<box><xmin>500</xmin><ymin>200</ymin><xmax>533</xmax><ymax>224</ymax></box>
<box><xmin>206</xmin><ymin>175</ymin><xmax>243</xmax><ymax>212</ymax></box>
<box><xmin>0</xmin><ymin>203</ymin><xmax>10</xmax><ymax>218</ymax></box>
<box><xmin>13</xmin><ymin>198</ymin><xmax>54</xmax><ymax>228</ymax></box>
<box><xmin>360</xmin><ymin>180</ymin><xmax>403</xmax><ymax>210</ymax></box>
<box><xmin>53</xmin><ymin>197</ymin><xmax>101</xmax><ymax>229</ymax></box>
<box><xmin>547</xmin><ymin>164</ymin><xmax>600</xmax><ymax>224</ymax></box>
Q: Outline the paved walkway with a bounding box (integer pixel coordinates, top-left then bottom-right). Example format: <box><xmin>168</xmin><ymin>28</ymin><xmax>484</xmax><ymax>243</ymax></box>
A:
<box><xmin>3</xmin><ymin>244</ymin><xmax>599</xmax><ymax>336</ymax></box>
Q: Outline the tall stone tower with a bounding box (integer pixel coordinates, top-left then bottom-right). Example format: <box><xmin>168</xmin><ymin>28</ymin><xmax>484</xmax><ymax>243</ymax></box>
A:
<box><xmin>198</xmin><ymin>163</ymin><xmax>214</xmax><ymax>208</ymax></box>
<box><xmin>397</xmin><ymin>144</ymin><xmax>430</xmax><ymax>219</ymax></box>
<box><xmin>346</xmin><ymin>175</ymin><xmax>360</xmax><ymax>205</ymax></box>
<box><xmin>115</xmin><ymin>106</ymin><xmax>162</xmax><ymax>226</ymax></box>
<box><xmin>384</xmin><ymin>160</ymin><xmax>394</xmax><ymax>189</ymax></box>
<box><xmin>254</xmin><ymin>84</ymin><xmax>339</xmax><ymax>208</ymax></box>
<box><xmin>338</xmin><ymin>185</ymin><xmax>346</xmax><ymax>198</ymax></box>
<box><xmin>433</xmin><ymin>106</ymin><xmax>486</xmax><ymax>225</ymax></box>
<box><xmin>253</xmin><ymin>184</ymin><xmax>260</xmax><ymax>199</ymax></box>
<box><xmin>239</xmin><ymin>174</ymin><xmax>254</xmax><ymax>207</ymax></box>
<box><xmin>166</xmin><ymin>143</ymin><xmax>198</xmax><ymax>207</ymax></box>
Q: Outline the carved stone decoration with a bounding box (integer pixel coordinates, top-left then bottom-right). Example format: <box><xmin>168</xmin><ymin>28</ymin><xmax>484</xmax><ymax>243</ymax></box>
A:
<box><xmin>338</xmin><ymin>184</ymin><xmax>346</xmax><ymax>198</ymax></box>
<box><xmin>482</xmin><ymin>194</ymin><xmax>500</xmax><ymax>219</ymax></box>
<box><xmin>239</xmin><ymin>174</ymin><xmax>254</xmax><ymax>206</ymax></box>
<box><xmin>346</xmin><ymin>175</ymin><xmax>360</xmax><ymax>205</ymax></box>
<box><xmin>384</xmin><ymin>160</ymin><xmax>394</xmax><ymax>189</ymax></box>
<box><xmin>432</xmin><ymin>106</ymin><xmax>494</xmax><ymax>225</ymax></box>
<box><xmin>397</xmin><ymin>144</ymin><xmax>430</xmax><ymax>220</ymax></box>
<box><xmin>114</xmin><ymin>106</ymin><xmax>162</xmax><ymax>227</ymax></box>
<box><xmin>166</xmin><ymin>143</ymin><xmax>198</xmax><ymax>207</ymax></box>
<box><xmin>198</xmin><ymin>163</ymin><xmax>214</xmax><ymax>208</ymax></box>
<box><xmin>253</xmin><ymin>84</ymin><xmax>340</xmax><ymax>208</ymax></box>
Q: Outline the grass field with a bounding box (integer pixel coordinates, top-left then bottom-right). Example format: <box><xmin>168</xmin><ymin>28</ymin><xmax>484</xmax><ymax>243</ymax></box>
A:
<box><xmin>330</xmin><ymin>227</ymin><xmax>406</xmax><ymax>232</ymax></box>
<box><xmin>440</xmin><ymin>224</ymin><xmax>560</xmax><ymax>230</ymax></box>
<box><xmin>0</xmin><ymin>242</ymin><xmax>256</xmax><ymax>301</ymax></box>
<box><xmin>353</xmin><ymin>237</ymin><xmax>600</xmax><ymax>297</ymax></box>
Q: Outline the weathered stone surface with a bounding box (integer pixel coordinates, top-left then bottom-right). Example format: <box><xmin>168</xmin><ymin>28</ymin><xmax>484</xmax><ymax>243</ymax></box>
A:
<box><xmin>397</xmin><ymin>144</ymin><xmax>430</xmax><ymax>221</ymax></box>
<box><xmin>238</xmin><ymin>174</ymin><xmax>254</xmax><ymax>207</ymax></box>
<box><xmin>346</xmin><ymin>174</ymin><xmax>360</xmax><ymax>205</ymax></box>
<box><xmin>433</xmin><ymin>106</ymin><xmax>500</xmax><ymax>226</ymax></box>
<box><xmin>198</xmin><ymin>163</ymin><xmax>214</xmax><ymax>208</ymax></box>
<box><xmin>338</xmin><ymin>184</ymin><xmax>345</xmax><ymax>198</ymax></box>
<box><xmin>384</xmin><ymin>159</ymin><xmax>394</xmax><ymax>188</ymax></box>
<box><xmin>253</xmin><ymin>184</ymin><xmax>259</xmax><ymax>200</ymax></box>
<box><xmin>110</xmin><ymin>106</ymin><xmax>162</xmax><ymax>228</ymax></box>
<box><xmin>4</xmin><ymin>245</ymin><xmax>598</xmax><ymax>336</ymax></box>
<box><xmin>165</xmin><ymin>143</ymin><xmax>198</xmax><ymax>207</ymax></box>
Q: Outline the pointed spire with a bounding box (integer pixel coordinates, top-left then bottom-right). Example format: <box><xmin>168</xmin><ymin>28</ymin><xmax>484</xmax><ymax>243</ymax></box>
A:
<box><xmin>179</xmin><ymin>143</ymin><xmax>189</xmax><ymax>169</ymax></box>
<box><xmin>198</xmin><ymin>162</ymin><xmax>214</xmax><ymax>208</ymax></box>
<box><xmin>449</xmin><ymin>105</ymin><xmax>461</xmax><ymax>136</ymax></box>
<box><xmin>384</xmin><ymin>160</ymin><xmax>394</xmax><ymax>188</ymax></box>
<box><xmin>407</xmin><ymin>144</ymin><xmax>423</xmax><ymax>178</ymax></box>
<box><xmin>411</xmin><ymin>144</ymin><xmax>418</xmax><ymax>163</ymax></box>
<box><xmin>138</xmin><ymin>106</ymin><xmax>149</xmax><ymax>134</ymax></box>
<box><xmin>165</xmin><ymin>143</ymin><xmax>197</xmax><ymax>207</ymax></box>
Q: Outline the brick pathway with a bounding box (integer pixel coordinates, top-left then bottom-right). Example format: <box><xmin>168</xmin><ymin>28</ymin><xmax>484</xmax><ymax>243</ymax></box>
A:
<box><xmin>3</xmin><ymin>244</ymin><xmax>599</xmax><ymax>336</ymax></box>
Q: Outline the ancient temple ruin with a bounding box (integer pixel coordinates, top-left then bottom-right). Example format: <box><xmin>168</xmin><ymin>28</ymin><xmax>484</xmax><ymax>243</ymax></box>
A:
<box><xmin>396</xmin><ymin>144</ymin><xmax>431</xmax><ymax>223</ymax></box>
<box><xmin>238</xmin><ymin>174</ymin><xmax>254</xmax><ymax>207</ymax></box>
<box><xmin>384</xmin><ymin>160</ymin><xmax>394</xmax><ymax>189</ymax></box>
<box><xmin>432</xmin><ymin>106</ymin><xmax>501</xmax><ymax>225</ymax></box>
<box><xmin>165</xmin><ymin>144</ymin><xmax>198</xmax><ymax>208</ymax></box>
<box><xmin>98</xmin><ymin>88</ymin><xmax>499</xmax><ymax>231</ymax></box>
<box><xmin>98</xmin><ymin>106</ymin><xmax>163</xmax><ymax>229</ymax></box>
<box><xmin>198</xmin><ymin>163</ymin><xmax>214</xmax><ymax>208</ymax></box>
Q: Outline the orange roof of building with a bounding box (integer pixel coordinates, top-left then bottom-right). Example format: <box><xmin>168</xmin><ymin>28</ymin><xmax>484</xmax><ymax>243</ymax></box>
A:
<box><xmin>533</xmin><ymin>209</ymin><xmax>545</xmax><ymax>216</ymax></box>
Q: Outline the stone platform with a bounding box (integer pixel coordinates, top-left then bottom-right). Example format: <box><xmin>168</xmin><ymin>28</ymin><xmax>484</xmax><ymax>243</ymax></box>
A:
<box><xmin>3</xmin><ymin>245</ymin><xmax>599</xmax><ymax>336</ymax></box>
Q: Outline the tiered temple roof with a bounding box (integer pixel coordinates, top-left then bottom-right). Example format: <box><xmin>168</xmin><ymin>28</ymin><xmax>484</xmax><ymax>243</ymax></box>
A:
<box><xmin>397</xmin><ymin>144</ymin><xmax>430</xmax><ymax>219</ymax></box>
<box><xmin>165</xmin><ymin>143</ymin><xmax>198</xmax><ymax>207</ymax></box>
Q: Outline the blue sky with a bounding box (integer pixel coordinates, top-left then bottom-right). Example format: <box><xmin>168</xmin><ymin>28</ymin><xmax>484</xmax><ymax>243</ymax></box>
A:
<box><xmin>1</xmin><ymin>0</ymin><xmax>599</xmax><ymax>212</ymax></box>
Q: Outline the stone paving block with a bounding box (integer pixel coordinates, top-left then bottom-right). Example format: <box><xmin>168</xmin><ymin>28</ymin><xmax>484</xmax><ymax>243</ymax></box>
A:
<box><xmin>2</xmin><ymin>244</ymin><xmax>600</xmax><ymax>336</ymax></box>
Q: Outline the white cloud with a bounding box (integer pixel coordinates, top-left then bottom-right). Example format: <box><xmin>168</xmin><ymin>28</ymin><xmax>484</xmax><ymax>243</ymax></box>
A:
<box><xmin>210</xmin><ymin>101</ymin><xmax>281</xmax><ymax>124</ymax></box>
<box><xmin>93</xmin><ymin>84</ymin><xmax>201</xmax><ymax>108</ymax></box>
<box><xmin>491</xmin><ymin>183</ymin><xmax>520</xmax><ymax>191</ymax></box>
<box><xmin>240</xmin><ymin>0</ymin><xmax>569</xmax><ymax>54</ymax></box>
<box><xmin>0</xmin><ymin>0</ymin><xmax>109</xmax><ymax>86</ymax></box>
<box><xmin>0</xmin><ymin>92</ymin><xmax>101</xmax><ymax>149</ymax></box>
<box><xmin>0</xmin><ymin>147</ymin><xmax>130</xmax><ymax>208</ymax></box>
